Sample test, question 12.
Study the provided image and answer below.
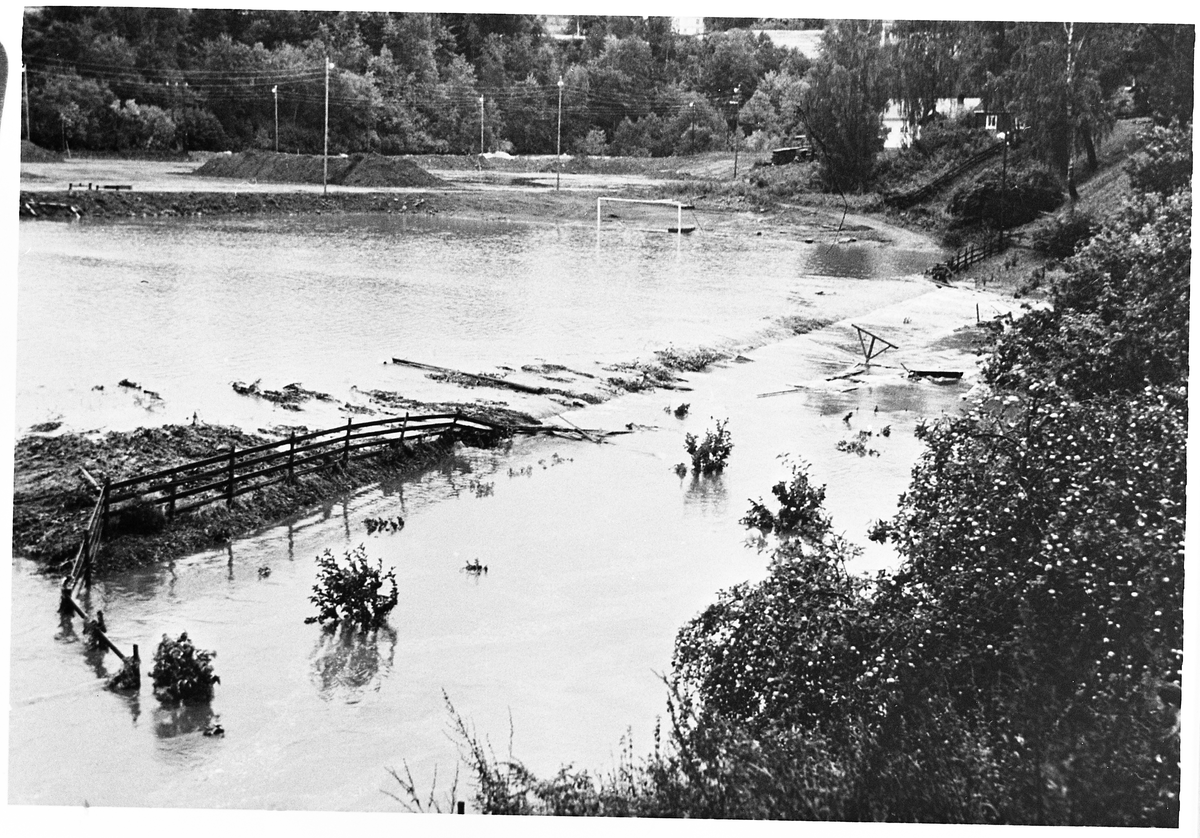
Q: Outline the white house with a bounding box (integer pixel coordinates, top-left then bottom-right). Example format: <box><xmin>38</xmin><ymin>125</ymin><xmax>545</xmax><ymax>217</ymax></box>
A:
<box><xmin>882</xmin><ymin>96</ymin><xmax>982</xmax><ymax>149</ymax></box>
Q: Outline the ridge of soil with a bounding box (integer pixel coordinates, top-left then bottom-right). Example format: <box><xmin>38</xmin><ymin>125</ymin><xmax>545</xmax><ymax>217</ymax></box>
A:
<box><xmin>194</xmin><ymin>149</ymin><xmax>445</xmax><ymax>188</ymax></box>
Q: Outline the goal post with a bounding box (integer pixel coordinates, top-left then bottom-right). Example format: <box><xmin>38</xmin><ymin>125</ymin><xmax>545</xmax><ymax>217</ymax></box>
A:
<box><xmin>596</xmin><ymin>197</ymin><xmax>693</xmax><ymax>245</ymax></box>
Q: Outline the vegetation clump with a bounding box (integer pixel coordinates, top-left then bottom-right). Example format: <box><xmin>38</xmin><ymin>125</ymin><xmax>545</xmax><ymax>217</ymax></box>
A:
<box><xmin>1032</xmin><ymin>211</ymin><xmax>1099</xmax><ymax>258</ymax></box>
<box><xmin>684</xmin><ymin>419</ymin><xmax>733</xmax><ymax>475</ymax></box>
<box><xmin>306</xmin><ymin>544</ymin><xmax>398</xmax><ymax>631</ymax></box>
<box><xmin>150</xmin><ymin>632</ymin><xmax>219</xmax><ymax>702</ymax></box>
<box><xmin>655</xmin><ymin>346</ymin><xmax>726</xmax><ymax>373</ymax></box>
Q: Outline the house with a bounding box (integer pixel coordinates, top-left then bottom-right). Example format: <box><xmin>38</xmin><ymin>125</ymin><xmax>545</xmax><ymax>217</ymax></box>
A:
<box><xmin>882</xmin><ymin>96</ymin><xmax>982</xmax><ymax>149</ymax></box>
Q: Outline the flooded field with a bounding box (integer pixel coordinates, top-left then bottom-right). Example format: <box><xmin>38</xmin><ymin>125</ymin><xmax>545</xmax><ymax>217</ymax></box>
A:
<box><xmin>10</xmin><ymin>210</ymin><xmax>1012</xmax><ymax>811</ymax></box>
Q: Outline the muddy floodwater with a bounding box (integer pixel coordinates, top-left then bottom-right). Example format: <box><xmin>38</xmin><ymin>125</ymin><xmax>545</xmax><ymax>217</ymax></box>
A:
<box><xmin>10</xmin><ymin>210</ymin><xmax>996</xmax><ymax>811</ymax></box>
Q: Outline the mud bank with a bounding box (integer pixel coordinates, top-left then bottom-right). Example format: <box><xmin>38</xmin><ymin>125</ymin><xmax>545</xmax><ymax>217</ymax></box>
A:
<box><xmin>194</xmin><ymin>149</ymin><xmax>445</xmax><ymax>188</ymax></box>
<box><xmin>19</xmin><ymin>188</ymin><xmax>452</xmax><ymax>220</ymax></box>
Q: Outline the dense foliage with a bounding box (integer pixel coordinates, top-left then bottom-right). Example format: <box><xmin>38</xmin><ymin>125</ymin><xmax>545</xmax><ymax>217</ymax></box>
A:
<box><xmin>455</xmin><ymin>123</ymin><xmax>1190</xmax><ymax>824</ymax></box>
<box><xmin>150</xmin><ymin>632</ymin><xmax>220</xmax><ymax>702</ymax></box>
<box><xmin>948</xmin><ymin>164</ymin><xmax>1062</xmax><ymax>228</ymax></box>
<box><xmin>306</xmin><ymin>544</ymin><xmax>399</xmax><ymax>630</ymax></box>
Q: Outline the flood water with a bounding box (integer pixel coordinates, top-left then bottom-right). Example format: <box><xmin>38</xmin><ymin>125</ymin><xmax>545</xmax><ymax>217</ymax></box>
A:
<box><xmin>10</xmin><ymin>211</ymin><xmax>972</xmax><ymax>812</ymax></box>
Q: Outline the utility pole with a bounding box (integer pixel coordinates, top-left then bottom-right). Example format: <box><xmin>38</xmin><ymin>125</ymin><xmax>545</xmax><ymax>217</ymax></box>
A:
<box><xmin>556</xmin><ymin>76</ymin><xmax>564</xmax><ymax>192</ymax></box>
<box><xmin>729</xmin><ymin>86</ymin><xmax>740</xmax><ymax>178</ymax></box>
<box><xmin>689</xmin><ymin>101</ymin><xmax>695</xmax><ymax>152</ymax></box>
<box><xmin>479</xmin><ymin>95</ymin><xmax>485</xmax><ymax>155</ymax></box>
<box><xmin>22</xmin><ymin>63</ymin><xmax>31</xmax><ymax>142</ymax></box>
<box><xmin>323</xmin><ymin>58</ymin><xmax>332</xmax><ymax>196</ymax></box>
<box><xmin>273</xmin><ymin>85</ymin><xmax>279</xmax><ymax>153</ymax></box>
<box><xmin>998</xmin><ymin>131</ymin><xmax>1008</xmax><ymax>250</ymax></box>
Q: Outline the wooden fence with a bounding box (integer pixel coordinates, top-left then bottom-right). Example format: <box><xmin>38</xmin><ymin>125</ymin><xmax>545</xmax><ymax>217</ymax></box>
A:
<box><xmin>929</xmin><ymin>233</ymin><xmax>1014</xmax><ymax>282</ymax></box>
<box><xmin>103</xmin><ymin>411</ymin><xmax>501</xmax><ymax>523</ymax></box>
<box><xmin>53</xmin><ymin>410</ymin><xmax>503</xmax><ymax>682</ymax></box>
<box><xmin>884</xmin><ymin>141</ymin><xmax>1006</xmax><ymax>210</ymax></box>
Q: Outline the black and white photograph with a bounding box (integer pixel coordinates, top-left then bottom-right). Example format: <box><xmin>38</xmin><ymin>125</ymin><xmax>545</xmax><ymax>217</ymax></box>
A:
<box><xmin>3</xmin><ymin>2</ymin><xmax>1196</xmax><ymax>833</ymax></box>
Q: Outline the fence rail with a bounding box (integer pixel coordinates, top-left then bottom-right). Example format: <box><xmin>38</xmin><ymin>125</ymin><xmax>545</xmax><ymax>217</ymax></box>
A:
<box><xmin>104</xmin><ymin>411</ymin><xmax>502</xmax><ymax>522</ymax></box>
<box><xmin>884</xmin><ymin>141</ymin><xmax>1005</xmax><ymax>210</ymax></box>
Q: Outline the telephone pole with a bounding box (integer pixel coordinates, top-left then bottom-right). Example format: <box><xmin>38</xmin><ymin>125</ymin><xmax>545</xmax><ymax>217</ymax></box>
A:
<box><xmin>323</xmin><ymin>59</ymin><xmax>332</xmax><ymax>195</ymax></box>
<box><xmin>479</xmin><ymin>95</ymin><xmax>485</xmax><ymax>155</ymax></box>
<box><xmin>556</xmin><ymin>76</ymin><xmax>564</xmax><ymax>192</ymax></box>
<box><xmin>22</xmin><ymin>63</ymin><xmax>31</xmax><ymax>142</ymax></box>
<box><xmin>273</xmin><ymin>85</ymin><xmax>279</xmax><ymax>152</ymax></box>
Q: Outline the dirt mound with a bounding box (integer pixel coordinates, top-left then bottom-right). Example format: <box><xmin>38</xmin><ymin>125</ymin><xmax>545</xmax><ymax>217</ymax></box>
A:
<box><xmin>195</xmin><ymin>150</ymin><xmax>444</xmax><ymax>188</ymax></box>
<box><xmin>21</xmin><ymin>140</ymin><xmax>62</xmax><ymax>162</ymax></box>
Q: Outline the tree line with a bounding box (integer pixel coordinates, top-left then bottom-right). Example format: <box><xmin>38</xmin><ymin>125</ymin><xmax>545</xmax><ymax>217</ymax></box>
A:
<box><xmin>22</xmin><ymin>11</ymin><xmax>1193</xmax><ymax>191</ymax></box>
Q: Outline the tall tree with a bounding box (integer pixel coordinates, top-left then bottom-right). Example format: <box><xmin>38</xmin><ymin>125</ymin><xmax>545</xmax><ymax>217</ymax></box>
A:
<box><xmin>799</xmin><ymin>20</ymin><xmax>890</xmax><ymax>191</ymax></box>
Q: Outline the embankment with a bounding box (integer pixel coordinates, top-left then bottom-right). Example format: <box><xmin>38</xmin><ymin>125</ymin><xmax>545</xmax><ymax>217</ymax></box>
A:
<box><xmin>195</xmin><ymin>149</ymin><xmax>445</xmax><ymax>188</ymax></box>
<box><xmin>19</xmin><ymin>189</ymin><xmax>445</xmax><ymax>220</ymax></box>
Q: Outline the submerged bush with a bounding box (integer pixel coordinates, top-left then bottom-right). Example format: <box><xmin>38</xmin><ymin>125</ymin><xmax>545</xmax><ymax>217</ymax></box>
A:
<box><xmin>684</xmin><ymin>419</ymin><xmax>733</xmax><ymax>475</ymax></box>
<box><xmin>150</xmin><ymin>632</ymin><xmax>219</xmax><ymax>702</ymax></box>
<box><xmin>740</xmin><ymin>458</ymin><xmax>832</xmax><ymax>543</ymax></box>
<box><xmin>306</xmin><ymin>543</ymin><xmax>398</xmax><ymax>630</ymax></box>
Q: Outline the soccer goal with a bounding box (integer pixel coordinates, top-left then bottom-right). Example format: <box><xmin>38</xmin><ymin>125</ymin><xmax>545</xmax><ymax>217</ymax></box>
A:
<box><xmin>596</xmin><ymin>197</ymin><xmax>696</xmax><ymax>244</ymax></box>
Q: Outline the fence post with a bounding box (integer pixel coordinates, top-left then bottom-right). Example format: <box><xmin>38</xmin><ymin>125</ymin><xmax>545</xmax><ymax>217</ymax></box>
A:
<box><xmin>100</xmin><ymin>478</ymin><xmax>110</xmax><ymax>541</ymax></box>
<box><xmin>226</xmin><ymin>445</ymin><xmax>236</xmax><ymax>506</ymax></box>
<box><xmin>342</xmin><ymin>418</ymin><xmax>352</xmax><ymax>468</ymax></box>
<box><xmin>83</xmin><ymin>531</ymin><xmax>93</xmax><ymax>589</ymax></box>
<box><xmin>452</xmin><ymin>410</ymin><xmax>460</xmax><ymax>430</ymax></box>
<box><xmin>288</xmin><ymin>431</ymin><xmax>296</xmax><ymax>482</ymax></box>
<box><xmin>400</xmin><ymin>412</ymin><xmax>408</xmax><ymax>444</ymax></box>
<box><xmin>59</xmin><ymin>576</ymin><xmax>74</xmax><ymax>615</ymax></box>
<box><xmin>167</xmin><ymin>477</ymin><xmax>177</xmax><ymax>522</ymax></box>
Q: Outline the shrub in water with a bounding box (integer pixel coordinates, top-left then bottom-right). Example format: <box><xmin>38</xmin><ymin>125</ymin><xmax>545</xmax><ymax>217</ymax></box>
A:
<box><xmin>150</xmin><ymin>632</ymin><xmax>219</xmax><ymax>702</ymax></box>
<box><xmin>684</xmin><ymin>419</ymin><xmax>733</xmax><ymax>475</ymax></box>
<box><xmin>740</xmin><ymin>458</ymin><xmax>832</xmax><ymax>543</ymax></box>
<box><xmin>307</xmin><ymin>543</ymin><xmax>398</xmax><ymax>630</ymax></box>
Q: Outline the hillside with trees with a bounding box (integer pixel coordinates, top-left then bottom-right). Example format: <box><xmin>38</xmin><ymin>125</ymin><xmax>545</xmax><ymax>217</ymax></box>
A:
<box><xmin>21</xmin><ymin>11</ymin><xmax>1193</xmax><ymax>195</ymax></box>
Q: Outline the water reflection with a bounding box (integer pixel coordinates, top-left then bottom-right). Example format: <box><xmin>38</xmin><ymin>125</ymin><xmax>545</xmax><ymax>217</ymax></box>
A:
<box><xmin>683</xmin><ymin>472</ymin><xmax>729</xmax><ymax>516</ymax></box>
<box><xmin>153</xmin><ymin>701</ymin><xmax>216</xmax><ymax>740</ymax></box>
<box><xmin>310</xmin><ymin>624</ymin><xmax>398</xmax><ymax>701</ymax></box>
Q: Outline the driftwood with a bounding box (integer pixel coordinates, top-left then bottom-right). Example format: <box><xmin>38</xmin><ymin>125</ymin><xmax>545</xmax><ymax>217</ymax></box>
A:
<box><xmin>509</xmin><ymin>424</ymin><xmax>629</xmax><ymax>441</ymax></box>
<box><xmin>392</xmin><ymin>357</ymin><xmax>547</xmax><ymax>395</ymax></box>
<box><xmin>78</xmin><ymin>466</ymin><xmax>103</xmax><ymax>493</ymax></box>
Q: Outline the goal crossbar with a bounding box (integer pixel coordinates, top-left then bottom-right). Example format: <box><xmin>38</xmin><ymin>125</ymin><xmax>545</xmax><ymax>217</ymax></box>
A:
<box><xmin>597</xmin><ymin>197</ymin><xmax>692</xmax><ymax>242</ymax></box>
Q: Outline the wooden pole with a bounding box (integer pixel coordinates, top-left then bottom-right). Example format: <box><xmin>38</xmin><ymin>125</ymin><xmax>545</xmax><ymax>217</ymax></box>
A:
<box><xmin>167</xmin><ymin>478</ymin><xmax>177</xmax><ymax>522</ymax></box>
<box><xmin>288</xmin><ymin>431</ymin><xmax>296</xmax><ymax>482</ymax></box>
<box><xmin>226</xmin><ymin>446</ymin><xmax>236</xmax><ymax>506</ymax></box>
<box><xmin>400</xmin><ymin>412</ymin><xmax>408</xmax><ymax>444</ymax></box>
<box><xmin>100</xmin><ymin>478</ymin><xmax>110</xmax><ymax>541</ymax></box>
<box><xmin>343</xmin><ymin>418</ymin><xmax>352</xmax><ymax>467</ymax></box>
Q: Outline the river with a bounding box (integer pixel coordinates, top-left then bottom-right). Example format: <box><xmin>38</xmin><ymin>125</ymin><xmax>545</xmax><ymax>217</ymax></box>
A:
<box><xmin>10</xmin><ymin>210</ymin><xmax>994</xmax><ymax>812</ymax></box>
